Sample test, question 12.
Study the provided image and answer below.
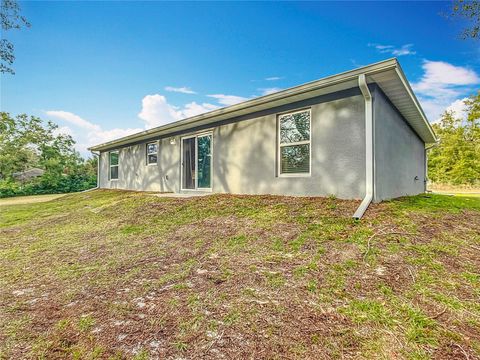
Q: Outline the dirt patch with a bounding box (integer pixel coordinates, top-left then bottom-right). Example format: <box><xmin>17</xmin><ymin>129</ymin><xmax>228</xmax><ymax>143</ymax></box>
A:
<box><xmin>1</xmin><ymin>191</ymin><xmax>480</xmax><ymax>359</ymax></box>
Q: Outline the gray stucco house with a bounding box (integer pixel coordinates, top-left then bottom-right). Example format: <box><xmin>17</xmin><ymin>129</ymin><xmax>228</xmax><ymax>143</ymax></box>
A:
<box><xmin>89</xmin><ymin>58</ymin><xmax>436</xmax><ymax>218</ymax></box>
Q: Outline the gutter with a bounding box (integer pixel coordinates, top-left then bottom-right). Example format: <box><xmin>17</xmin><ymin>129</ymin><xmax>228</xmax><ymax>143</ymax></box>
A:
<box><xmin>89</xmin><ymin>59</ymin><xmax>399</xmax><ymax>152</ymax></box>
<box><xmin>353</xmin><ymin>74</ymin><xmax>374</xmax><ymax>220</ymax></box>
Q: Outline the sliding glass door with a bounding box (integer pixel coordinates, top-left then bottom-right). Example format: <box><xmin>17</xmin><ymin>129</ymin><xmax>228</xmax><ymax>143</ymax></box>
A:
<box><xmin>181</xmin><ymin>133</ymin><xmax>212</xmax><ymax>190</ymax></box>
<box><xmin>182</xmin><ymin>137</ymin><xmax>196</xmax><ymax>189</ymax></box>
<box><xmin>197</xmin><ymin>135</ymin><xmax>212</xmax><ymax>188</ymax></box>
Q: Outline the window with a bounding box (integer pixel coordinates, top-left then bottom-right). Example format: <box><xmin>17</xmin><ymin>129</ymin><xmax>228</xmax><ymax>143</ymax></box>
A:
<box><xmin>109</xmin><ymin>151</ymin><xmax>119</xmax><ymax>180</ymax></box>
<box><xmin>146</xmin><ymin>142</ymin><xmax>158</xmax><ymax>165</ymax></box>
<box><xmin>278</xmin><ymin>109</ymin><xmax>311</xmax><ymax>175</ymax></box>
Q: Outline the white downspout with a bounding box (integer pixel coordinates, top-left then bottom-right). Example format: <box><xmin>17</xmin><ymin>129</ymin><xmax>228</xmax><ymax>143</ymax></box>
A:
<box><xmin>353</xmin><ymin>74</ymin><xmax>374</xmax><ymax>220</ymax></box>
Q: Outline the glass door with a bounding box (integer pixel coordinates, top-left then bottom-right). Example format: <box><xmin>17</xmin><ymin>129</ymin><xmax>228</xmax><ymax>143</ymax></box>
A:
<box><xmin>181</xmin><ymin>133</ymin><xmax>212</xmax><ymax>190</ymax></box>
<box><xmin>182</xmin><ymin>137</ymin><xmax>196</xmax><ymax>189</ymax></box>
<box><xmin>197</xmin><ymin>134</ymin><xmax>212</xmax><ymax>189</ymax></box>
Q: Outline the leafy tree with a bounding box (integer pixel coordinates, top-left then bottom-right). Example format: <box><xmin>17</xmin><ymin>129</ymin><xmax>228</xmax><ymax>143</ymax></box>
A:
<box><xmin>0</xmin><ymin>112</ymin><xmax>97</xmax><ymax>197</ymax></box>
<box><xmin>428</xmin><ymin>93</ymin><xmax>480</xmax><ymax>185</ymax></box>
<box><xmin>1</xmin><ymin>0</ymin><xmax>30</xmax><ymax>74</ymax></box>
<box><xmin>451</xmin><ymin>0</ymin><xmax>480</xmax><ymax>39</ymax></box>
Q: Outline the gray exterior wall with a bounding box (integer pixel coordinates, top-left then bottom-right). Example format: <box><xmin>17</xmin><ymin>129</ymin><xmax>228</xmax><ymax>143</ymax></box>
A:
<box><xmin>99</xmin><ymin>136</ymin><xmax>179</xmax><ymax>192</ymax></box>
<box><xmin>373</xmin><ymin>87</ymin><xmax>426</xmax><ymax>201</ymax></box>
<box><xmin>99</xmin><ymin>91</ymin><xmax>367</xmax><ymax>199</ymax></box>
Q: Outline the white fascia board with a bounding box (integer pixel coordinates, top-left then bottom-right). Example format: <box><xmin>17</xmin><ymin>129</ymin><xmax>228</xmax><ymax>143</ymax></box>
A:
<box><xmin>394</xmin><ymin>63</ymin><xmax>437</xmax><ymax>143</ymax></box>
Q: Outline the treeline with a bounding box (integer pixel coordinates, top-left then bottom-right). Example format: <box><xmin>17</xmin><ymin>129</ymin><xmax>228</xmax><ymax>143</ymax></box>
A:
<box><xmin>428</xmin><ymin>92</ymin><xmax>480</xmax><ymax>186</ymax></box>
<box><xmin>0</xmin><ymin>112</ymin><xmax>97</xmax><ymax>198</ymax></box>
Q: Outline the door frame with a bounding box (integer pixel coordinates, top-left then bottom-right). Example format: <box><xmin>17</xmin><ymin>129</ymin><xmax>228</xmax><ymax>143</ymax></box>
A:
<box><xmin>180</xmin><ymin>131</ymin><xmax>213</xmax><ymax>191</ymax></box>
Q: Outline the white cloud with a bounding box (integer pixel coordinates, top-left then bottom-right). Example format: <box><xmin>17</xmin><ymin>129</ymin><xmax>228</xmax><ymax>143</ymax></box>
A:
<box><xmin>45</xmin><ymin>88</ymin><xmax>255</xmax><ymax>157</ymax></box>
<box><xmin>164</xmin><ymin>86</ymin><xmax>196</xmax><ymax>94</ymax></box>
<box><xmin>391</xmin><ymin>45</ymin><xmax>416</xmax><ymax>56</ymax></box>
<box><xmin>180</xmin><ymin>102</ymin><xmax>219</xmax><ymax>118</ymax></box>
<box><xmin>207</xmin><ymin>94</ymin><xmax>249</xmax><ymax>106</ymax></box>
<box><xmin>53</xmin><ymin>125</ymin><xmax>75</xmax><ymax>138</ymax></box>
<box><xmin>137</xmin><ymin>94</ymin><xmax>219</xmax><ymax>129</ymax></box>
<box><xmin>258</xmin><ymin>87</ymin><xmax>282</xmax><ymax>96</ymax></box>
<box><xmin>139</xmin><ymin>90</ymin><xmax>250</xmax><ymax>129</ymax></box>
<box><xmin>412</xmin><ymin>60</ymin><xmax>479</xmax><ymax>97</ymax></box>
<box><xmin>430</xmin><ymin>98</ymin><xmax>469</xmax><ymax>124</ymax></box>
<box><xmin>412</xmin><ymin>60</ymin><xmax>479</xmax><ymax>121</ymax></box>
<box><xmin>445</xmin><ymin>98</ymin><xmax>468</xmax><ymax>120</ymax></box>
<box><xmin>368</xmin><ymin>43</ymin><xmax>416</xmax><ymax>56</ymax></box>
<box><xmin>138</xmin><ymin>94</ymin><xmax>182</xmax><ymax>128</ymax></box>
<box><xmin>45</xmin><ymin>110</ymin><xmax>142</xmax><ymax>156</ymax></box>
<box><xmin>265</xmin><ymin>76</ymin><xmax>282</xmax><ymax>81</ymax></box>
<box><xmin>88</xmin><ymin>127</ymin><xmax>143</xmax><ymax>145</ymax></box>
<box><xmin>46</xmin><ymin>110</ymin><xmax>100</xmax><ymax>131</ymax></box>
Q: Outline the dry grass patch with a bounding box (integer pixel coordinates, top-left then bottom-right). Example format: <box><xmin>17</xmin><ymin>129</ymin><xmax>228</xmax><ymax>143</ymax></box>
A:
<box><xmin>0</xmin><ymin>190</ymin><xmax>479</xmax><ymax>359</ymax></box>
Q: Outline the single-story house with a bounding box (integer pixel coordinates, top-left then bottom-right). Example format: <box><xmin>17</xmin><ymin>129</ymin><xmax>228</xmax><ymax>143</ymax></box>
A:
<box><xmin>89</xmin><ymin>58</ymin><xmax>437</xmax><ymax>218</ymax></box>
<box><xmin>12</xmin><ymin>168</ymin><xmax>45</xmax><ymax>182</ymax></box>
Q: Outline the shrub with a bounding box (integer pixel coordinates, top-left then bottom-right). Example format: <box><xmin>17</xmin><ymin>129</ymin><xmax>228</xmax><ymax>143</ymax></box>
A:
<box><xmin>0</xmin><ymin>174</ymin><xmax>96</xmax><ymax>198</ymax></box>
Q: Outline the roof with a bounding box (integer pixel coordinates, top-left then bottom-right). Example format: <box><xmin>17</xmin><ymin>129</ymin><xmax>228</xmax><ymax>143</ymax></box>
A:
<box><xmin>89</xmin><ymin>58</ymin><xmax>437</xmax><ymax>151</ymax></box>
<box><xmin>12</xmin><ymin>168</ymin><xmax>45</xmax><ymax>181</ymax></box>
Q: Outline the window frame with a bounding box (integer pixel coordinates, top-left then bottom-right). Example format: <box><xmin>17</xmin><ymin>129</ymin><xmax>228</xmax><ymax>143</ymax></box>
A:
<box><xmin>146</xmin><ymin>141</ymin><xmax>158</xmax><ymax>166</ymax></box>
<box><xmin>109</xmin><ymin>150</ymin><xmax>119</xmax><ymax>181</ymax></box>
<box><xmin>277</xmin><ymin>108</ymin><xmax>312</xmax><ymax>177</ymax></box>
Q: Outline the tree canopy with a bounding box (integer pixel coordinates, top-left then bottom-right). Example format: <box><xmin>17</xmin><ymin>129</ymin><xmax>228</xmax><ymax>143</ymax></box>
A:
<box><xmin>0</xmin><ymin>0</ymin><xmax>30</xmax><ymax>74</ymax></box>
<box><xmin>0</xmin><ymin>112</ymin><xmax>97</xmax><ymax>197</ymax></box>
<box><xmin>451</xmin><ymin>0</ymin><xmax>480</xmax><ymax>39</ymax></box>
<box><xmin>428</xmin><ymin>93</ymin><xmax>480</xmax><ymax>185</ymax></box>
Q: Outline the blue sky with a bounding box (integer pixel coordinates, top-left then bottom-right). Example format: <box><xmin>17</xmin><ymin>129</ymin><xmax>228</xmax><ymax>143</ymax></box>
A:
<box><xmin>2</xmin><ymin>1</ymin><xmax>479</xmax><ymax>156</ymax></box>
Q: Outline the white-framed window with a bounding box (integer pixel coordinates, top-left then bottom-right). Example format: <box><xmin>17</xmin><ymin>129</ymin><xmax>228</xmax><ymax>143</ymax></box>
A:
<box><xmin>146</xmin><ymin>142</ymin><xmax>158</xmax><ymax>165</ymax></box>
<box><xmin>109</xmin><ymin>151</ymin><xmax>119</xmax><ymax>180</ymax></box>
<box><xmin>278</xmin><ymin>109</ymin><xmax>311</xmax><ymax>176</ymax></box>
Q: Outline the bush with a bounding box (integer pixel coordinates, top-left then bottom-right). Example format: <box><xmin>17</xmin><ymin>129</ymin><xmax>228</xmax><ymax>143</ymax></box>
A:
<box><xmin>0</xmin><ymin>174</ymin><xmax>97</xmax><ymax>198</ymax></box>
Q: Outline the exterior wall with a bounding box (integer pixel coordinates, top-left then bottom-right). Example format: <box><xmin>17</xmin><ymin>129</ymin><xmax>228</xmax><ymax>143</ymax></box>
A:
<box><xmin>373</xmin><ymin>87</ymin><xmax>426</xmax><ymax>201</ymax></box>
<box><xmin>99</xmin><ymin>137</ymin><xmax>179</xmax><ymax>192</ymax></box>
<box><xmin>99</xmin><ymin>92</ymin><xmax>367</xmax><ymax>199</ymax></box>
<box><xmin>211</xmin><ymin>96</ymin><xmax>366</xmax><ymax>198</ymax></box>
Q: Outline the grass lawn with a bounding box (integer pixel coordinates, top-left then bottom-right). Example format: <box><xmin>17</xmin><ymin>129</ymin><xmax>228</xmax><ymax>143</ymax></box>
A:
<box><xmin>0</xmin><ymin>190</ymin><xmax>479</xmax><ymax>359</ymax></box>
<box><xmin>428</xmin><ymin>185</ymin><xmax>480</xmax><ymax>197</ymax></box>
<box><xmin>431</xmin><ymin>191</ymin><xmax>480</xmax><ymax>198</ymax></box>
<box><xmin>0</xmin><ymin>193</ymin><xmax>67</xmax><ymax>206</ymax></box>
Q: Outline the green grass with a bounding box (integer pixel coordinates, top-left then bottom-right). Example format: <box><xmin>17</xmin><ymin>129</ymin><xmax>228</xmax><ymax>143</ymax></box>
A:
<box><xmin>391</xmin><ymin>193</ymin><xmax>480</xmax><ymax>212</ymax></box>
<box><xmin>0</xmin><ymin>190</ymin><xmax>479</xmax><ymax>359</ymax></box>
<box><xmin>0</xmin><ymin>193</ymin><xmax>67</xmax><ymax>206</ymax></box>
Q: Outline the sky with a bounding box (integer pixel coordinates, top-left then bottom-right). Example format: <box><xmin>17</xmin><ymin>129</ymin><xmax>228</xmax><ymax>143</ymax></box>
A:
<box><xmin>1</xmin><ymin>1</ymin><xmax>479</xmax><ymax>156</ymax></box>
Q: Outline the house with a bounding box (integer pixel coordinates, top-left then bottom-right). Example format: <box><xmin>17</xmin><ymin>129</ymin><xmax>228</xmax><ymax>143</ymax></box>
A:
<box><xmin>88</xmin><ymin>58</ymin><xmax>437</xmax><ymax>218</ymax></box>
<box><xmin>12</xmin><ymin>168</ymin><xmax>45</xmax><ymax>182</ymax></box>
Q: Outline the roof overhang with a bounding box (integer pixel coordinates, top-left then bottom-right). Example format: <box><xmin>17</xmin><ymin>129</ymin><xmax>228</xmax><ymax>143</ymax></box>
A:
<box><xmin>89</xmin><ymin>58</ymin><xmax>437</xmax><ymax>152</ymax></box>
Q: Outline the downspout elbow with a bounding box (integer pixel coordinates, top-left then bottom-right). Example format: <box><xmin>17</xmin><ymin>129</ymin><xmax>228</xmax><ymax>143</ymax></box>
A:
<box><xmin>352</xmin><ymin>74</ymin><xmax>374</xmax><ymax>220</ymax></box>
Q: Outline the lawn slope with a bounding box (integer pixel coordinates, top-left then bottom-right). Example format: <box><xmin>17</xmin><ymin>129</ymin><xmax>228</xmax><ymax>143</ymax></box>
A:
<box><xmin>0</xmin><ymin>190</ymin><xmax>479</xmax><ymax>359</ymax></box>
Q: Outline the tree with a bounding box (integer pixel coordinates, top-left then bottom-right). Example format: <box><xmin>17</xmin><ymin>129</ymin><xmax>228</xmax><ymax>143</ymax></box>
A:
<box><xmin>0</xmin><ymin>112</ymin><xmax>78</xmax><ymax>178</ymax></box>
<box><xmin>451</xmin><ymin>0</ymin><xmax>480</xmax><ymax>39</ymax></box>
<box><xmin>0</xmin><ymin>112</ymin><xmax>97</xmax><ymax>197</ymax></box>
<box><xmin>428</xmin><ymin>93</ymin><xmax>480</xmax><ymax>185</ymax></box>
<box><xmin>0</xmin><ymin>112</ymin><xmax>40</xmax><ymax>179</ymax></box>
<box><xmin>1</xmin><ymin>0</ymin><xmax>30</xmax><ymax>74</ymax></box>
